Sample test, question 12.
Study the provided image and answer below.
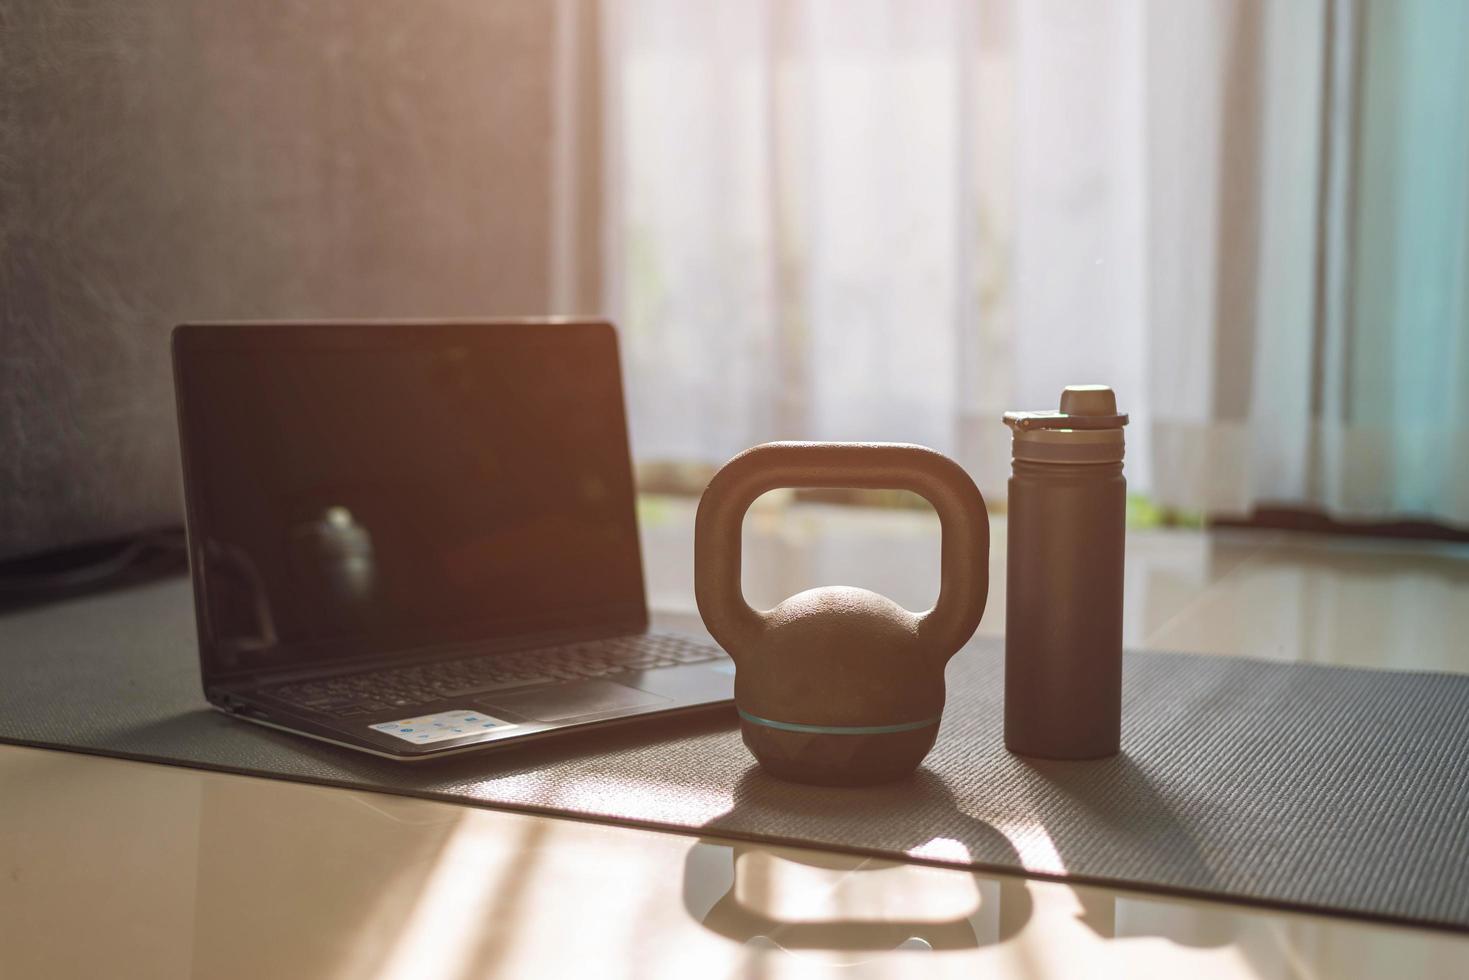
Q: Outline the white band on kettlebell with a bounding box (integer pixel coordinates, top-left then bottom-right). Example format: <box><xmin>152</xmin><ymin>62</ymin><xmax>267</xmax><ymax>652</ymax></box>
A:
<box><xmin>737</xmin><ymin>709</ymin><xmax>940</xmax><ymax>736</ymax></box>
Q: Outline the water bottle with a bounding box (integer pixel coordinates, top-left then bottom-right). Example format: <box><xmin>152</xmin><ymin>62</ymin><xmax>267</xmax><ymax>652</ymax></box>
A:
<box><xmin>1002</xmin><ymin>385</ymin><xmax>1127</xmax><ymax>759</ymax></box>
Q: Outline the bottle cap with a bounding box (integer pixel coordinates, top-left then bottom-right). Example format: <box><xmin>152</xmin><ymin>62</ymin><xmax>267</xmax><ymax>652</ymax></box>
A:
<box><xmin>1003</xmin><ymin>386</ymin><xmax>1127</xmax><ymax>464</ymax></box>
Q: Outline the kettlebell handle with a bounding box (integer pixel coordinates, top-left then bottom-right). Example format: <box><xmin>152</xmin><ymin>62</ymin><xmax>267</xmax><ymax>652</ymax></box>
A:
<box><xmin>694</xmin><ymin>442</ymin><xmax>989</xmax><ymax>663</ymax></box>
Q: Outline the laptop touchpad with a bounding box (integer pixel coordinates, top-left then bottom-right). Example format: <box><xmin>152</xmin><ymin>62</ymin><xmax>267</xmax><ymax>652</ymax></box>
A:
<box><xmin>482</xmin><ymin>680</ymin><xmax>669</xmax><ymax>722</ymax></box>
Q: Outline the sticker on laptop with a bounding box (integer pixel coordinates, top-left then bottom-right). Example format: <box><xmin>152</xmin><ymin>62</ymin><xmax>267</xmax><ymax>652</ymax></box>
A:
<box><xmin>371</xmin><ymin>709</ymin><xmax>518</xmax><ymax>744</ymax></box>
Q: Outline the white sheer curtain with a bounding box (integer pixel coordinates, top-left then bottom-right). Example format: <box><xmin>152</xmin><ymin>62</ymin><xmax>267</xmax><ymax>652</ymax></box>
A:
<box><xmin>602</xmin><ymin>0</ymin><xmax>1469</xmax><ymax>523</ymax></box>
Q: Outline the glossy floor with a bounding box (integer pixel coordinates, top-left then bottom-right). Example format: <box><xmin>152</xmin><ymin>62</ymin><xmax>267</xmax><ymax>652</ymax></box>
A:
<box><xmin>642</xmin><ymin>494</ymin><xmax>1469</xmax><ymax>671</ymax></box>
<box><xmin>4</xmin><ymin>745</ymin><xmax>1467</xmax><ymax>980</ymax></box>
<box><xmin>4</xmin><ymin>499</ymin><xmax>1468</xmax><ymax>978</ymax></box>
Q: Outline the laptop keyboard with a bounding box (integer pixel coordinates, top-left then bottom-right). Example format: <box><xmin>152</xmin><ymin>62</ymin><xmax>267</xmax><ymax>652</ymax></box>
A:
<box><xmin>264</xmin><ymin>630</ymin><xmax>727</xmax><ymax>717</ymax></box>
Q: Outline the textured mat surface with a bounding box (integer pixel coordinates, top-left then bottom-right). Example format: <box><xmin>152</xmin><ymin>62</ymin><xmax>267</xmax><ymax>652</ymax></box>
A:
<box><xmin>2</xmin><ymin>577</ymin><xmax>1467</xmax><ymax>931</ymax></box>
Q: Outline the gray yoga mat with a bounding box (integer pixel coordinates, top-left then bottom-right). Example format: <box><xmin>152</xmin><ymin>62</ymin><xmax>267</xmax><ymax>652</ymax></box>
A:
<box><xmin>2</xmin><ymin>576</ymin><xmax>1467</xmax><ymax>932</ymax></box>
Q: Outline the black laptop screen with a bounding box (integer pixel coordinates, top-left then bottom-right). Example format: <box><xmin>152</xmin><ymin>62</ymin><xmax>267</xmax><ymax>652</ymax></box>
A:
<box><xmin>173</xmin><ymin>322</ymin><xmax>646</xmax><ymax>680</ymax></box>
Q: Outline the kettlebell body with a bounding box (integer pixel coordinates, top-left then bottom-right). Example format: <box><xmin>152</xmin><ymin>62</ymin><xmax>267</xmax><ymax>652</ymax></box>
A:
<box><xmin>695</xmin><ymin>443</ymin><xmax>989</xmax><ymax>785</ymax></box>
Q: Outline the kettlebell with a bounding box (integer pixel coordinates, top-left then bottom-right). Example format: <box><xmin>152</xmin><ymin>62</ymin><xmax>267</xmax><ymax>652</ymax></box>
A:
<box><xmin>695</xmin><ymin>442</ymin><xmax>989</xmax><ymax>786</ymax></box>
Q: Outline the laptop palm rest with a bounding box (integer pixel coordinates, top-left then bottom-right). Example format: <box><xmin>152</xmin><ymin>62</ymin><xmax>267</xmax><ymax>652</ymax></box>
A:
<box><xmin>482</xmin><ymin>680</ymin><xmax>670</xmax><ymax>723</ymax></box>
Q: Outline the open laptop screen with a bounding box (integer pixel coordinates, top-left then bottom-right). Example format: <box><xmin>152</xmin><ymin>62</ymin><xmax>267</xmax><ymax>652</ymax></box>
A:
<box><xmin>173</xmin><ymin>321</ymin><xmax>647</xmax><ymax>682</ymax></box>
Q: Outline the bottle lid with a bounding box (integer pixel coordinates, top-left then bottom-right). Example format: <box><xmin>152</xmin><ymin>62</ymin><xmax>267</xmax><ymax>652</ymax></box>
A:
<box><xmin>1003</xmin><ymin>385</ymin><xmax>1129</xmax><ymax>431</ymax></box>
<box><xmin>1003</xmin><ymin>385</ymin><xmax>1127</xmax><ymax>464</ymax></box>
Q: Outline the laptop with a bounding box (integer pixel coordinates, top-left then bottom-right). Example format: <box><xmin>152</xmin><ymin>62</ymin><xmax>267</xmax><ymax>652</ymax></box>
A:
<box><xmin>171</xmin><ymin>319</ymin><xmax>733</xmax><ymax>760</ymax></box>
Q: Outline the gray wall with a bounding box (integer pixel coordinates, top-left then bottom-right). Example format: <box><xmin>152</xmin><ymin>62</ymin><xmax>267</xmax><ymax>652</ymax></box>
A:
<box><xmin>2</xmin><ymin>1</ymin><xmax>591</xmax><ymax>559</ymax></box>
